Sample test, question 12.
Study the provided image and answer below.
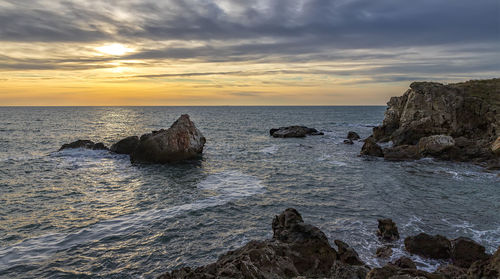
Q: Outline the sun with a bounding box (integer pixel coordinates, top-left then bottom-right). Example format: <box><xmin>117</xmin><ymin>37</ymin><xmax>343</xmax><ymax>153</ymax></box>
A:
<box><xmin>95</xmin><ymin>43</ymin><xmax>134</xmax><ymax>56</ymax></box>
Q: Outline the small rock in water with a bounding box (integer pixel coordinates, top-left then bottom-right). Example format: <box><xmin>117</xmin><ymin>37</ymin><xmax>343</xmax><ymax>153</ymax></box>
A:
<box><xmin>59</xmin><ymin>139</ymin><xmax>108</xmax><ymax>151</ymax></box>
<box><xmin>269</xmin><ymin>126</ymin><xmax>324</xmax><ymax>138</ymax></box>
<box><xmin>347</xmin><ymin>131</ymin><xmax>361</xmax><ymax>140</ymax></box>
<box><xmin>344</xmin><ymin>139</ymin><xmax>354</xmax><ymax>144</ymax></box>
<box><xmin>360</xmin><ymin>137</ymin><xmax>384</xmax><ymax>157</ymax></box>
<box><xmin>377</xmin><ymin>218</ymin><xmax>400</xmax><ymax>241</ymax></box>
<box><xmin>404</xmin><ymin>233</ymin><xmax>451</xmax><ymax>259</ymax></box>
<box><xmin>393</xmin><ymin>256</ymin><xmax>417</xmax><ymax>269</ymax></box>
<box><xmin>376</xmin><ymin>246</ymin><xmax>393</xmax><ymax>258</ymax></box>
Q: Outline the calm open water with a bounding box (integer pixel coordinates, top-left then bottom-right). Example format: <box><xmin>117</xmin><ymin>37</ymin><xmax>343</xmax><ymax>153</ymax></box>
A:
<box><xmin>0</xmin><ymin>106</ymin><xmax>499</xmax><ymax>278</ymax></box>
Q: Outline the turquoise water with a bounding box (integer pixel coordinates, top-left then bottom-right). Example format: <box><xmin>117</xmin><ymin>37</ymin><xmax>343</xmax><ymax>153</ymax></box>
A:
<box><xmin>0</xmin><ymin>106</ymin><xmax>498</xmax><ymax>278</ymax></box>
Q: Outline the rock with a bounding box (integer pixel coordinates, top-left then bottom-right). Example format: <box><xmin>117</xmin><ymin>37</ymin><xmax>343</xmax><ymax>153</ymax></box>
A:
<box><xmin>347</xmin><ymin>131</ymin><xmax>361</xmax><ymax>140</ymax></box>
<box><xmin>404</xmin><ymin>233</ymin><xmax>451</xmax><ymax>259</ymax></box>
<box><xmin>376</xmin><ymin>246</ymin><xmax>393</xmax><ymax>258</ymax></box>
<box><xmin>344</xmin><ymin>139</ymin><xmax>354</xmax><ymax>144</ymax></box>
<box><xmin>334</xmin><ymin>240</ymin><xmax>365</xmax><ymax>265</ymax></box>
<box><xmin>377</xmin><ymin>219</ymin><xmax>400</xmax><ymax>241</ymax></box>
<box><xmin>435</xmin><ymin>264</ymin><xmax>467</xmax><ymax>279</ymax></box>
<box><xmin>383</xmin><ymin>145</ymin><xmax>420</xmax><ymax>161</ymax></box>
<box><xmin>466</xmin><ymin>246</ymin><xmax>499</xmax><ymax>279</ymax></box>
<box><xmin>492</xmin><ymin>136</ymin><xmax>500</xmax><ymax>155</ymax></box>
<box><xmin>59</xmin><ymin>139</ymin><xmax>108</xmax><ymax>151</ymax></box>
<box><xmin>417</xmin><ymin>135</ymin><xmax>455</xmax><ymax>155</ymax></box>
<box><xmin>330</xmin><ymin>261</ymin><xmax>370</xmax><ymax>279</ymax></box>
<box><xmin>159</xmin><ymin>208</ymin><xmax>344</xmax><ymax>279</ymax></box>
<box><xmin>366</xmin><ymin>263</ymin><xmax>436</xmax><ymax>279</ymax></box>
<box><xmin>110</xmin><ymin>136</ymin><xmax>139</xmax><ymax>155</ymax></box>
<box><xmin>393</xmin><ymin>257</ymin><xmax>417</xmax><ymax>269</ymax></box>
<box><xmin>269</xmin><ymin>126</ymin><xmax>324</xmax><ymax>138</ymax></box>
<box><xmin>450</xmin><ymin>237</ymin><xmax>489</xmax><ymax>268</ymax></box>
<box><xmin>361</xmin><ymin>137</ymin><xmax>384</xmax><ymax>157</ymax></box>
<box><xmin>369</xmin><ymin>78</ymin><xmax>499</xmax><ymax>163</ymax></box>
<box><xmin>130</xmin><ymin>115</ymin><xmax>206</xmax><ymax>163</ymax></box>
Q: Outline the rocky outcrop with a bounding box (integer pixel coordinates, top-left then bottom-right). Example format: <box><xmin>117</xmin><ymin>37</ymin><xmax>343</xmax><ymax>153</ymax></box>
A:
<box><xmin>110</xmin><ymin>136</ymin><xmax>139</xmax><ymax>155</ymax></box>
<box><xmin>361</xmin><ymin>137</ymin><xmax>384</xmax><ymax>157</ymax></box>
<box><xmin>377</xmin><ymin>218</ymin><xmax>399</xmax><ymax>241</ymax></box>
<box><xmin>270</xmin><ymin>126</ymin><xmax>324</xmax><ymax>138</ymax></box>
<box><xmin>130</xmin><ymin>115</ymin><xmax>206</xmax><ymax>163</ymax></box>
<box><xmin>366</xmin><ymin>78</ymin><xmax>500</xmax><ymax>164</ymax></box>
<box><xmin>59</xmin><ymin>139</ymin><xmax>108</xmax><ymax>151</ymax></box>
<box><xmin>404</xmin><ymin>233</ymin><xmax>451</xmax><ymax>259</ymax></box>
<box><xmin>158</xmin><ymin>208</ymin><xmax>369</xmax><ymax>279</ymax></box>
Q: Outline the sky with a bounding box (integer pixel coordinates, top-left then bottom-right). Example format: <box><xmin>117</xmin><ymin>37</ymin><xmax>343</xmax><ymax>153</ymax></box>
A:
<box><xmin>0</xmin><ymin>0</ymin><xmax>499</xmax><ymax>105</ymax></box>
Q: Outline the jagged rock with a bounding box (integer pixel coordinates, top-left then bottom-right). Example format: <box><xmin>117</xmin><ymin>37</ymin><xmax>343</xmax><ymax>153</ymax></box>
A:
<box><xmin>110</xmin><ymin>136</ymin><xmax>139</xmax><ymax>155</ymax></box>
<box><xmin>466</xmin><ymin>246</ymin><xmax>500</xmax><ymax>279</ymax></box>
<box><xmin>347</xmin><ymin>131</ymin><xmax>361</xmax><ymax>140</ymax></box>
<box><xmin>404</xmin><ymin>233</ymin><xmax>451</xmax><ymax>259</ymax></box>
<box><xmin>361</xmin><ymin>137</ymin><xmax>384</xmax><ymax>157</ymax></box>
<box><xmin>159</xmin><ymin>208</ymin><xmax>342</xmax><ymax>279</ymax></box>
<box><xmin>417</xmin><ymin>135</ymin><xmax>455</xmax><ymax>155</ymax></box>
<box><xmin>492</xmin><ymin>136</ymin><xmax>500</xmax><ymax>155</ymax></box>
<box><xmin>344</xmin><ymin>139</ymin><xmax>354</xmax><ymax>144</ymax></box>
<box><xmin>450</xmin><ymin>237</ymin><xmax>489</xmax><ymax>268</ymax></box>
<box><xmin>377</xmin><ymin>219</ymin><xmax>400</xmax><ymax>241</ymax></box>
<box><xmin>269</xmin><ymin>126</ymin><xmax>324</xmax><ymax>138</ymax></box>
<box><xmin>334</xmin><ymin>240</ymin><xmax>365</xmax><ymax>265</ymax></box>
<box><xmin>369</xmin><ymin>79</ymin><xmax>499</xmax><ymax>163</ymax></box>
<box><xmin>59</xmin><ymin>139</ymin><xmax>108</xmax><ymax>151</ymax></box>
<box><xmin>383</xmin><ymin>145</ymin><xmax>420</xmax><ymax>161</ymax></box>
<box><xmin>376</xmin><ymin>246</ymin><xmax>393</xmax><ymax>258</ymax></box>
<box><xmin>130</xmin><ymin>115</ymin><xmax>206</xmax><ymax>163</ymax></box>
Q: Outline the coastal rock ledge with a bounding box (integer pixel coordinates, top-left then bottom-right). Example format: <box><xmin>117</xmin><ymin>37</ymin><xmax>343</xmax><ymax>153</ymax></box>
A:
<box><xmin>363</xmin><ymin>78</ymin><xmax>500</xmax><ymax>165</ymax></box>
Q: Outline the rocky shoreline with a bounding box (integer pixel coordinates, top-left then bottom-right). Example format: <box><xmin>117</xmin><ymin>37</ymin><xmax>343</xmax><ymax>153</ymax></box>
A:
<box><xmin>158</xmin><ymin>208</ymin><xmax>499</xmax><ymax>279</ymax></box>
<box><xmin>360</xmin><ymin>78</ymin><xmax>500</xmax><ymax>171</ymax></box>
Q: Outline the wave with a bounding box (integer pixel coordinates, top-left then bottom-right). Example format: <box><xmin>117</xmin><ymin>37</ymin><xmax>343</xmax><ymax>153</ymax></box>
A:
<box><xmin>0</xmin><ymin>170</ymin><xmax>265</xmax><ymax>271</ymax></box>
<box><xmin>259</xmin><ymin>145</ymin><xmax>279</xmax><ymax>154</ymax></box>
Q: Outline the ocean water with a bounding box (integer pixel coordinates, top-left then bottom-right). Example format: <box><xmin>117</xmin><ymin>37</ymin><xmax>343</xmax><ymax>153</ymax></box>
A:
<box><xmin>0</xmin><ymin>106</ymin><xmax>498</xmax><ymax>278</ymax></box>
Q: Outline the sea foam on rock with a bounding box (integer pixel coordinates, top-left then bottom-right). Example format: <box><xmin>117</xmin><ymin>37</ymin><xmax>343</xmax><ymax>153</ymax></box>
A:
<box><xmin>365</xmin><ymin>78</ymin><xmax>500</xmax><ymax>166</ymax></box>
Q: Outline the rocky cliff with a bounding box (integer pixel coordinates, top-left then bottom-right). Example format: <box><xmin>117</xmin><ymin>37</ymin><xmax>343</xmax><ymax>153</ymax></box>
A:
<box><xmin>364</xmin><ymin>78</ymin><xmax>500</xmax><ymax>167</ymax></box>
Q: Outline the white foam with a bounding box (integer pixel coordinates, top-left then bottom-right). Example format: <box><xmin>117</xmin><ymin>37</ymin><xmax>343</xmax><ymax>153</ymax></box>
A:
<box><xmin>259</xmin><ymin>145</ymin><xmax>279</xmax><ymax>154</ymax></box>
<box><xmin>0</xmin><ymin>170</ymin><xmax>265</xmax><ymax>271</ymax></box>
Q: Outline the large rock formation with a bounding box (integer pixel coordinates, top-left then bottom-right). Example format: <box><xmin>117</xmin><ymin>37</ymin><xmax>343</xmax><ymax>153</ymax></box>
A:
<box><xmin>366</xmin><ymin>78</ymin><xmax>500</xmax><ymax>164</ymax></box>
<box><xmin>270</xmin><ymin>126</ymin><xmax>324</xmax><ymax>138</ymax></box>
<box><xmin>59</xmin><ymin>139</ymin><xmax>108</xmax><ymax>151</ymax></box>
<box><xmin>158</xmin><ymin>208</ymin><xmax>369</xmax><ymax>279</ymax></box>
<box><xmin>130</xmin><ymin>115</ymin><xmax>206</xmax><ymax>163</ymax></box>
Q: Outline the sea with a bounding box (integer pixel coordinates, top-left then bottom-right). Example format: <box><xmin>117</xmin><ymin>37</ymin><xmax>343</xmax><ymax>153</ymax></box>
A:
<box><xmin>0</xmin><ymin>106</ymin><xmax>498</xmax><ymax>278</ymax></box>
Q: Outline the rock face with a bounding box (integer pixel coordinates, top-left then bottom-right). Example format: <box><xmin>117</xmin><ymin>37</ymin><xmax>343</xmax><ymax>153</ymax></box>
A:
<box><xmin>158</xmin><ymin>208</ymin><xmax>370</xmax><ymax>279</ymax></box>
<box><xmin>59</xmin><ymin>140</ymin><xmax>108</xmax><ymax>151</ymax></box>
<box><xmin>270</xmin><ymin>126</ymin><xmax>324</xmax><ymax>138</ymax></box>
<box><xmin>368</xmin><ymin>79</ymin><xmax>500</xmax><ymax>164</ymax></box>
<box><xmin>377</xmin><ymin>218</ymin><xmax>400</xmax><ymax>241</ymax></box>
<box><xmin>404</xmin><ymin>233</ymin><xmax>451</xmax><ymax>259</ymax></box>
<box><xmin>110</xmin><ymin>136</ymin><xmax>139</xmax><ymax>154</ymax></box>
<box><xmin>492</xmin><ymin>136</ymin><xmax>500</xmax><ymax>155</ymax></box>
<box><xmin>361</xmin><ymin>137</ymin><xmax>384</xmax><ymax>157</ymax></box>
<box><xmin>130</xmin><ymin>115</ymin><xmax>206</xmax><ymax>163</ymax></box>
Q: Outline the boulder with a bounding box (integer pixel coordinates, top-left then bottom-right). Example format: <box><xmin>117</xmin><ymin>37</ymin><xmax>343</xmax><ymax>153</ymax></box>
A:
<box><xmin>393</xmin><ymin>257</ymin><xmax>417</xmax><ymax>270</ymax></box>
<box><xmin>404</xmin><ymin>233</ymin><xmax>451</xmax><ymax>259</ymax></box>
<box><xmin>59</xmin><ymin>139</ymin><xmax>108</xmax><ymax>151</ymax></box>
<box><xmin>377</xmin><ymin>219</ymin><xmax>400</xmax><ymax>241</ymax></box>
<box><xmin>417</xmin><ymin>135</ymin><xmax>455</xmax><ymax>155</ymax></box>
<box><xmin>347</xmin><ymin>131</ymin><xmax>361</xmax><ymax>140</ymax></box>
<box><xmin>492</xmin><ymin>136</ymin><xmax>500</xmax><ymax>155</ymax></box>
<box><xmin>450</xmin><ymin>237</ymin><xmax>489</xmax><ymax>268</ymax></box>
<box><xmin>130</xmin><ymin>115</ymin><xmax>206</xmax><ymax>163</ymax></box>
<box><xmin>466</xmin><ymin>246</ymin><xmax>499</xmax><ymax>279</ymax></box>
<box><xmin>110</xmin><ymin>136</ymin><xmax>139</xmax><ymax>155</ymax></box>
<box><xmin>361</xmin><ymin>137</ymin><xmax>384</xmax><ymax>157</ymax></box>
<box><xmin>269</xmin><ymin>126</ymin><xmax>324</xmax><ymax>138</ymax></box>
<box><xmin>383</xmin><ymin>145</ymin><xmax>420</xmax><ymax>161</ymax></box>
<box><xmin>376</xmin><ymin>246</ymin><xmax>393</xmax><ymax>258</ymax></box>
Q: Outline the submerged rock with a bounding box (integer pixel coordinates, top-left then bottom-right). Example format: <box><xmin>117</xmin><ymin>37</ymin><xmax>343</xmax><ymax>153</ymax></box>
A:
<box><xmin>404</xmin><ymin>233</ymin><xmax>451</xmax><ymax>259</ymax></box>
<box><xmin>360</xmin><ymin>137</ymin><xmax>384</xmax><ymax>157</ymax></box>
<box><xmin>269</xmin><ymin>126</ymin><xmax>324</xmax><ymax>138</ymax></box>
<box><xmin>130</xmin><ymin>115</ymin><xmax>206</xmax><ymax>163</ymax></box>
<box><xmin>59</xmin><ymin>139</ymin><xmax>108</xmax><ymax>151</ymax></box>
<box><xmin>110</xmin><ymin>136</ymin><xmax>139</xmax><ymax>155</ymax></box>
<box><xmin>377</xmin><ymin>218</ymin><xmax>400</xmax><ymax>241</ymax></box>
